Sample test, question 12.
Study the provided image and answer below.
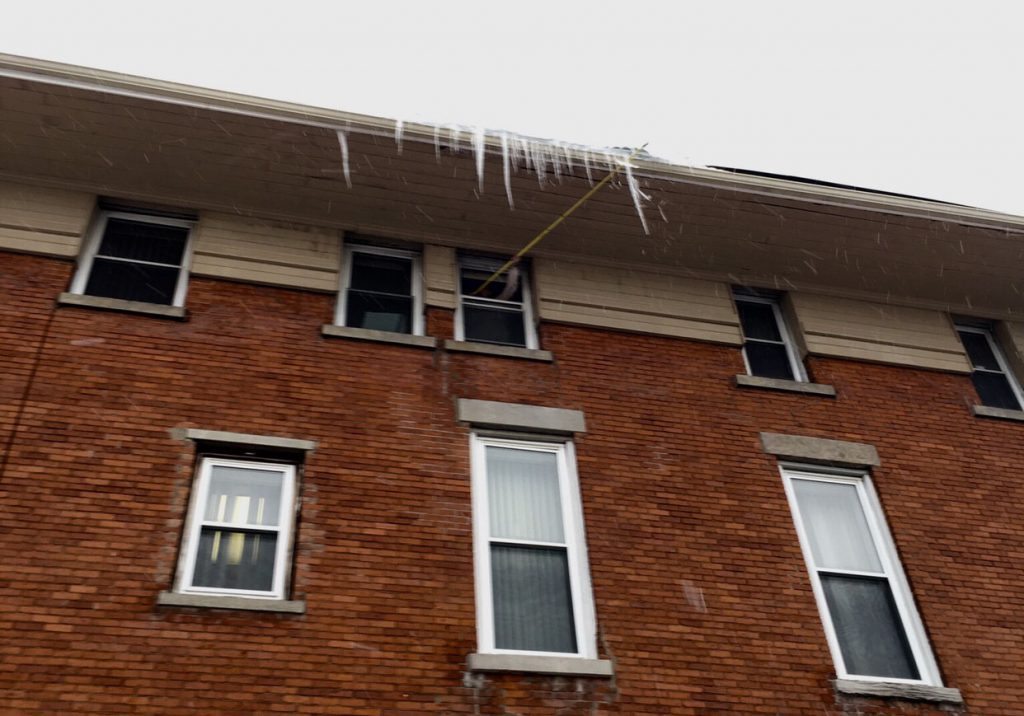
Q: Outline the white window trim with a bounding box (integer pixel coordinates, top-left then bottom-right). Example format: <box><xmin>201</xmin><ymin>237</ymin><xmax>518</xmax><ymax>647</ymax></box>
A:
<box><xmin>71</xmin><ymin>209</ymin><xmax>196</xmax><ymax>308</ymax></box>
<box><xmin>335</xmin><ymin>244</ymin><xmax>424</xmax><ymax>336</ymax></box>
<box><xmin>779</xmin><ymin>464</ymin><xmax>942</xmax><ymax>686</ymax></box>
<box><xmin>470</xmin><ymin>434</ymin><xmax>597</xmax><ymax>659</ymax></box>
<box><xmin>176</xmin><ymin>457</ymin><xmax>297</xmax><ymax>600</ymax></box>
<box><xmin>734</xmin><ymin>293</ymin><xmax>807</xmax><ymax>382</ymax></box>
<box><xmin>455</xmin><ymin>256</ymin><xmax>538</xmax><ymax>350</ymax></box>
<box><xmin>955</xmin><ymin>323</ymin><xmax>1024</xmax><ymax>409</ymax></box>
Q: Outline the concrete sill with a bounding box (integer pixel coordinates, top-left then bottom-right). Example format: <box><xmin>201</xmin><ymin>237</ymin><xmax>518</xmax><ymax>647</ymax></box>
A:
<box><xmin>834</xmin><ymin>679</ymin><xmax>963</xmax><ymax>705</ymax></box>
<box><xmin>735</xmin><ymin>374</ymin><xmax>836</xmax><ymax>397</ymax></box>
<box><xmin>321</xmin><ymin>324</ymin><xmax>437</xmax><ymax>349</ymax></box>
<box><xmin>156</xmin><ymin>592</ymin><xmax>306</xmax><ymax>614</ymax></box>
<box><xmin>467</xmin><ymin>653</ymin><xmax>613</xmax><ymax>678</ymax></box>
<box><xmin>971</xmin><ymin>404</ymin><xmax>1024</xmax><ymax>423</ymax></box>
<box><xmin>444</xmin><ymin>340</ymin><xmax>553</xmax><ymax>362</ymax></box>
<box><xmin>58</xmin><ymin>293</ymin><xmax>186</xmax><ymax>320</ymax></box>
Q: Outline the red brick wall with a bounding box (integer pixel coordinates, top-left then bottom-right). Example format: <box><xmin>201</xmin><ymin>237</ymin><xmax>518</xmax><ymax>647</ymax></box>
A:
<box><xmin>1</xmin><ymin>250</ymin><xmax>1016</xmax><ymax>714</ymax></box>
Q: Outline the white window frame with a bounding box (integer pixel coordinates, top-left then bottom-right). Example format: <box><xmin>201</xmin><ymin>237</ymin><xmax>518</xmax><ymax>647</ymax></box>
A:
<box><xmin>470</xmin><ymin>435</ymin><xmax>597</xmax><ymax>658</ymax></box>
<box><xmin>455</xmin><ymin>256</ymin><xmax>538</xmax><ymax>349</ymax></box>
<box><xmin>734</xmin><ymin>292</ymin><xmax>807</xmax><ymax>382</ymax></box>
<box><xmin>176</xmin><ymin>457</ymin><xmax>297</xmax><ymax>600</ymax></box>
<box><xmin>955</xmin><ymin>323</ymin><xmax>1024</xmax><ymax>409</ymax></box>
<box><xmin>71</xmin><ymin>209</ymin><xmax>196</xmax><ymax>307</ymax></box>
<box><xmin>335</xmin><ymin>244</ymin><xmax>424</xmax><ymax>335</ymax></box>
<box><xmin>779</xmin><ymin>464</ymin><xmax>942</xmax><ymax>685</ymax></box>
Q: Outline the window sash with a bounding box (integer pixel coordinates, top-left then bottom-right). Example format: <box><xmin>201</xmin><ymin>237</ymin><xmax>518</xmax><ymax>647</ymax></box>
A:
<box><xmin>735</xmin><ymin>294</ymin><xmax>806</xmax><ymax>382</ymax></box>
<box><xmin>456</xmin><ymin>259</ymin><xmax>537</xmax><ymax>349</ymax></box>
<box><xmin>955</xmin><ymin>324</ymin><xmax>1024</xmax><ymax>410</ymax></box>
<box><xmin>780</xmin><ymin>466</ymin><xmax>941</xmax><ymax>685</ymax></box>
<box><xmin>71</xmin><ymin>210</ymin><xmax>195</xmax><ymax>307</ymax></box>
<box><xmin>470</xmin><ymin>436</ymin><xmax>595</xmax><ymax>658</ymax></box>
<box><xmin>178</xmin><ymin>458</ymin><xmax>296</xmax><ymax>599</ymax></box>
<box><xmin>336</xmin><ymin>244</ymin><xmax>424</xmax><ymax>335</ymax></box>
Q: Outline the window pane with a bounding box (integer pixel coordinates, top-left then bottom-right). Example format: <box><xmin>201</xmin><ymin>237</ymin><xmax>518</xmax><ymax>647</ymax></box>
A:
<box><xmin>204</xmin><ymin>465</ymin><xmax>283</xmax><ymax>527</ymax></box>
<box><xmin>460</xmin><ymin>266</ymin><xmax>524</xmax><ymax>303</ymax></box>
<box><xmin>346</xmin><ymin>290</ymin><xmax>412</xmax><ymax>333</ymax></box>
<box><xmin>821</xmin><ymin>574</ymin><xmax>919</xmax><ymax>680</ymax></box>
<box><xmin>958</xmin><ymin>330</ymin><xmax>1001</xmax><ymax>371</ymax></box>
<box><xmin>487</xmin><ymin>447</ymin><xmax>564</xmax><ymax>543</ymax></box>
<box><xmin>736</xmin><ymin>300</ymin><xmax>783</xmax><ymax>341</ymax></box>
<box><xmin>792</xmin><ymin>479</ymin><xmax>882</xmax><ymax>573</ymax></box>
<box><xmin>744</xmin><ymin>342</ymin><xmax>795</xmax><ymax>380</ymax></box>
<box><xmin>83</xmin><ymin>258</ymin><xmax>180</xmax><ymax>305</ymax></box>
<box><xmin>491</xmin><ymin>544</ymin><xmax>577</xmax><ymax>653</ymax></box>
<box><xmin>349</xmin><ymin>252</ymin><xmax>412</xmax><ymax>295</ymax></box>
<box><xmin>463</xmin><ymin>304</ymin><xmax>527</xmax><ymax>347</ymax></box>
<box><xmin>971</xmin><ymin>371</ymin><xmax>1022</xmax><ymax>411</ymax></box>
<box><xmin>98</xmin><ymin>218</ymin><xmax>188</xmax><ymax>265</ymax></box>
<box><xmin>192</xmin><ymin>528</ymin><xmax>277</xmax><ymax>592</ymax></box>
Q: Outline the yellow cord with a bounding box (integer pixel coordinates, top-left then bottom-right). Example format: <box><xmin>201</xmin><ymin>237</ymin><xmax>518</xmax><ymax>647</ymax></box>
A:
<box><xmin>471</xmin><ymin>143</ymin><xmax>648</xmax><ymax>296</ymax></box>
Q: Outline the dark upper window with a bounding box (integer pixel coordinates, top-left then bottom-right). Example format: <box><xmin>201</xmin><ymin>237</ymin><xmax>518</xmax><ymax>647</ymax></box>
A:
<box><xmin>733</xmin><ymin>289</ymin><xmax>805</xmax><ymax>381</ymax></box>
<box><xmin>338</xmin><ymin>245</ymin><xmax>421</xmax><ymax>334</ymax></box>
<box><xmin>457</xmin><ymin>256</ymin><xmax>536</xmax><ymax>348</ymax></box>
<box><xmin>955</xmin><ymin>323</ymin><xmax>1023</xmax><ymax>411</ymax></box>
<box><xmin>72</xmin><ymin>210</ymin><xmax>194</xmax><ymax>306</ymax></box>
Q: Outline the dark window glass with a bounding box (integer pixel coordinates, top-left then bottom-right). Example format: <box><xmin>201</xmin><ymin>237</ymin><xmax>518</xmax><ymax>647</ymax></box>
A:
<box><xmin>84</xmin><ymin>259</ymin><xmax>180</xmax><ymax>304</ymax></box>
<box><xmin>192</xmin><ymin>529</ymin><xmax>277</xmax><ymax>592</ymax></box>
<box><xmin>461</xmin><ymin>266</ymin><xmax>523</xmax><ymax>302</ymax></box>
<box><xmin>958</xmin><ymin>330</ymin><xmax>1001</xmax><ymax>371</ymax></box>
<box><xmin>821</xmin><ymin>574</ymin><xmax>919</xmax><ymax>680</ymax></box>
<box><xmin>98</xmin><ymin>218</ymin><xmax>189</xmax><ymax>265</ymax></box>
<box><xmin>464</xmin><ymin>304</ymin><xmax>527</xmax><ymax>347</ymax></box>
<box><xmin>745</xmin><ymin>342</ymin><xmax>795</xmax><ymax>380</ymax></box>
<box><xmin>346</xmin><ymin>292</ymin><xmax>412</xmax><ymax>333</ymax></box>
<box><xmin>971</xmin><ymin>372</ymin><xmax>1022</xmax><ymax>410</ymax></box>
<box><xmin>349</xmin><ymin>252</ymin><xmax>412</xmax><ymax>295</ymax></box>
<box><xmin>736</xmin><ymin>300</ymin><xmax>783</xmax><ymax>342</ymax></box>
<box><xmin>491</xmin><ymin>544</ymin><xmax>577</xmax><ymax>653</ymax></box>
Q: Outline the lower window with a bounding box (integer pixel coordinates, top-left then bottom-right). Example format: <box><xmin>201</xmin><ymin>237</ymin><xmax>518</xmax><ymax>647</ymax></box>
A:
<box><xmin>471</xmin><ymin>436</ymin><xmax>597</xmax><ymax>657</ymax></box>
<box><xmin>176</xmin><ymin>458</ymin><xmax>297</xmax><ymax>599</ymax></box>
<box><xmin>780</xmin><ymin>466</ymin><xmax>942</xmax><ymax>684</ymax></box>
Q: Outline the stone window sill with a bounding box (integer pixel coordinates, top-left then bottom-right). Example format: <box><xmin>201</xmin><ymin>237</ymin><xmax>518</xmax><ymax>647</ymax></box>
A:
<box><xmin>444</xmin><ymin>340</ymin><xmax>553</xmax><ymax>362</ymax></box>
<box><xmin>834</xmin><ymin>679</ymin><xmax>963</xmax><ymax>705</ymax></box>
<box><xmin>735</xmin><ymin>374</ymin><xmax>836</xmax><ymax>397</ymax></box>
<box><xmin>466</xmin><ymin>653</ymin><xmax>613</xmax><ymax>677</ymax></box>
<box><xmin>321</xmin><ymin>324</ymin><xmax>437</xmax><ymax>349</ymax></box>
<box><xmin>971</xmin><ymin>404</ymin><xmax>1024</xmax><ymax>423</ymax></box>
<box><xmin>156</xmin><ymin>591</ymin><xmax>305</xmax><ymax>614</ymax></box>
<box><xmin>58</xmin><ymin>292</ymin><xmax>186</xmax><ymax>320</ymax></box>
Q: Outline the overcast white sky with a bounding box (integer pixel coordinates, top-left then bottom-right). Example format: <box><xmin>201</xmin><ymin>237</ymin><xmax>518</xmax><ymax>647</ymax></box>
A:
<box><xmin>2</xmin><ymin>1</ymin><xmax>1023</xmax><ymax>214</ymax></box>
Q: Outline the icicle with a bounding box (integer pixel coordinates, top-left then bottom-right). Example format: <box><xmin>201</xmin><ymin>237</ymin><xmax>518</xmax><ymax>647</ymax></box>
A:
<box><xmin>582</xmin><ymin>152</ymin><xmax>594</xmax><ymax>186</ymax></box>
<box><xmin>335</xmin><ymin>130</ymin><xmax>352</xmax><ymax>188</ymax></box>
<box><xmin>472</xmin><ymin>126</ymin><xmax>485</xmax><ymax>192</ymax></box>
<box><xmin>433</xmin><ymin>125</ymin><xmax>442</xmax><ymax>161</ymax></box>
<box><xmin>394</xmin><ymin>119</ymin><xmax>404</xmax><ymax>155</ymax></box>
<box><xmin>623</xmin><ymin>157</ymin><xmax>650</xmax><ymax>235</ymax></box>
<box><xmin>448</xmin><ymin>124</ymin><xmax>462</xmax><ymax>153</ymax></box>
<box><xmin>501</xmin><ymin>132</ymin><xmax>514</xmax><ymax>209</ymax></box>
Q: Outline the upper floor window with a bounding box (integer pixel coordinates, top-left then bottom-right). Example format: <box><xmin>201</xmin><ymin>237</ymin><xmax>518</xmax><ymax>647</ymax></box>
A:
<box><xmin>781</xmin><ymin>466</ymin><xmax>941</xmax><ymax>685</ymax></box>
<box><xmin>72</xmin><ymin>209</ymin><xmax>194</xmax><ymax>306</ymax></box>
<box><xmin>470</xmin><ymin>436</ymin><xmax>597</xmax><ymax>657</ymax></box>
<box><xmin>955</xmin><ymin>323</ymin><xmax>1023</xmax><ymax>411</ymax></box>
<box><xmin>337</xmin><ymin>245</ymin><xmax>423</xmax><ymax>335</ymax></box>
<box><xmin>457</xmin><ymin>257</ymin><xmax>537</xmax><ymax>349</ymax></box>
<box><xmin>733</xmin><ymin>288</ymin><xmax>805</xmax><ymax>381</ymax></box>
<box><xmin>176</xmin><ymin>457</ymin><xmax>297</xmax><ymax>599</ymax></box>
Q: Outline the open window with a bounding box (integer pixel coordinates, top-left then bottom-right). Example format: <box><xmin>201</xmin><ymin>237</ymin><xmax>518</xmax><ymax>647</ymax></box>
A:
<box><xmin>733</xmin><ymin>288</ymin><xmax>806</xmax><ymax>382</ymax></box>
<box><xmin>955</xmin><ymin>322</ymin><xmax>1024</xmax><ymax>411</ymax></box>
<box><xmin>71</xmin><ymin>208</ymin><xmax>195</xmax><ymax>307</ymax></box>
<box><xmin>336</xmin><ymin>244</ymin><xmax>423</xmax><ymax>335</ymax></box>
<box><xmin>457</xmin><ymin>256</ymin><xmax>537</xmax><ymax>349</ymax></box>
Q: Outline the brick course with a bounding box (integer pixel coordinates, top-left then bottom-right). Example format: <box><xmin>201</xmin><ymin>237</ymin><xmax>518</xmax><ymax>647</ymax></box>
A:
<box><xmin>0</xmin><ymin>250</ymin><xmax>1015</xmax><ymax>713</ymax></box>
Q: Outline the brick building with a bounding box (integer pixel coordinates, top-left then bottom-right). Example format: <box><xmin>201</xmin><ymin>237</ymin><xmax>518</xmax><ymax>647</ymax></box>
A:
<box><xmin>1</xmin><ymin>55</ymin><xmax>1023</xmax><ymax>714</ymax></box>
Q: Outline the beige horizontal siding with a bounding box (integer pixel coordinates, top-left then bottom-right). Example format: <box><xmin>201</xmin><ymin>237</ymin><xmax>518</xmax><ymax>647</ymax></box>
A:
<box><xmin>997</xmin><ymin>321</ymin><xmax>1024</xmax><ymax>382</ymax></box>
<box><xmin>534</xmin><ymin>259</ymin><xmax>742</xmax><ymax>345</ymax></box>
<box><xmin>191</xmin><ymin>213</ymin><xmax>340</xmax><ymax>292</ymax></box>
<box><xmin>0</xmin><ymin>181</ymin><xmax>93</xmax><ymax>257</ymax></box>
<box><xmin>423</xmin><ymin>244</ymin><xmax>457</xmax><ymax>308</ymax></box>
<box><xmin>791</xmin><ymin>293</ymin><xmax>970</xmax><ymax>373</ymax></box>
